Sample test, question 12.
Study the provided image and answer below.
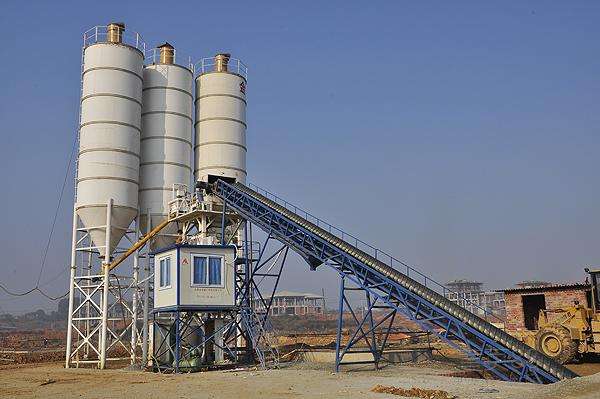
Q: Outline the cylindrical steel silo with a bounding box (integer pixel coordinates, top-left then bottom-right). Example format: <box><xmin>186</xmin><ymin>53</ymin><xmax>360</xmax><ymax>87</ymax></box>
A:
<box><xmin>76</xmin><ymin>23</ymin><xmax>144</xmax><ymax>258</ymax></box>
<box><xmin>195</xmin><ymin>54</ymin><xmax>247</xmax><ymax>184</ymax></box>
<box><xmin>139</xmin><ymin>43</ymin><xmax>193</xmax><ymax>249</ymax></box>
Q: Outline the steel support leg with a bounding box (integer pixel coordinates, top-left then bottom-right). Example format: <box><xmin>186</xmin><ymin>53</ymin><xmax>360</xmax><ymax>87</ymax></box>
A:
<box><xmin>175</xmin><ymin>311</ymin><xmax>181</xmax><ymax>373</ymax></box>
<box><xmin>141</xmin><ymin>211</ymin><xmax>151</xmax><ymax>366</ymax></box>
<box><xmin>65</xmin><ymin>207</ymin><xmax>78</xmax><ymax>368</ymax></box>
<box><xmin>335</xmin><ymin>277</ymin><xmax>345</xmax><ymax>372</ymax></box>
<box><xmin>130</xmin><ymin>216</ymin><xmax>139</xmax><ymax>363</ymax></box>
<box><xmin>365</xmin><ymin>291</ymin><xmax>379</xmax><ymax>369</ymax></box>
<box><xmin>99</xmin><ymin>198</ymin><xmax>112</xmax><ymax>369</ymax></box>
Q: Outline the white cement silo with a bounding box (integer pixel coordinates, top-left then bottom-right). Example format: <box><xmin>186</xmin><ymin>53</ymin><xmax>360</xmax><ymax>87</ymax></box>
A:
<box><xmin>76</xmin><ymin>23</ymin><xmax>144</xmax><ymax>258</ymax></box>
<box><xmin>195</xmin><ymin>54</ymin><xmax>247</xmax><ymax>184</ymax></box>
<box><xmin>139</xmin><ymin>43</ymin><xmax>193</xmax><ymax>249</ymax></box>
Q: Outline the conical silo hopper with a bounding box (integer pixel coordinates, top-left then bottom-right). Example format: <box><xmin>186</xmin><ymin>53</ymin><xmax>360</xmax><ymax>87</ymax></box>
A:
<box><xmin>76</xmin><ymin>22</ymin><xmax>144</xmax><ymax>258</ymax></box>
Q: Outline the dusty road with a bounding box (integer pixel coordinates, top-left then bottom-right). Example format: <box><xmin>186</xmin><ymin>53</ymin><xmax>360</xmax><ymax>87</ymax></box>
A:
<box><xmin>1</xmin><ymin>362</ymin><xmax>599</xmax><ymax>399</ymax></box>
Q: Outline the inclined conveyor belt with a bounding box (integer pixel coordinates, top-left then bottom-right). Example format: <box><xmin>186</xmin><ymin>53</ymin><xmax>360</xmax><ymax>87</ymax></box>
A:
<box><xmin>216</xmin><ymin>181</ymin><xmax>577</xmax><ymax>382</ymax></box>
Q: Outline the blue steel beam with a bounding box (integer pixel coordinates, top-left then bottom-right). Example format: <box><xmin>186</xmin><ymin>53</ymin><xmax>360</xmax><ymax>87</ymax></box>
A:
<box><xmin>213</xmin><ymin>180</ymin><xmax>576</xmax><ymax>384</ymax></box>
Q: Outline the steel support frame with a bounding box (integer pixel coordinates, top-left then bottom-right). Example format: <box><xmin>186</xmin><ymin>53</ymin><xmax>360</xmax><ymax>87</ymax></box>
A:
<box><xmin>152</xmin><ymin>311</ymin><xmax>234</xmax><ymax>372</ymax></box>
<box><xmin>150</xmin><ymin>223</ymin><xmax>286</xmax><ymax>372</ymax></box>
<box><xmin>334</xmin><ymin>277</ymin><xmax>397</xmax><ymax>371</ymax></box>
<box><xmin>215</xmin><ymin>181</ymin><xmax>557</xmax><ymax>384</ymax></box>
<box><xmin>65</xmin><ymin>200</ymin><xmax>144</xmax><ymax>369</ymax></box>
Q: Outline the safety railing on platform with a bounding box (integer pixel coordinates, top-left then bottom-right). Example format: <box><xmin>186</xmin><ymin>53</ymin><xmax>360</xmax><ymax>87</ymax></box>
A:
<box><xmin>246</xmin><ymin>182</ymin><xmax>504</xmax><ymax>324</ymax></box>
<box><xmin>144</xmin><ymin>47</ymin><xmax>194</xmax><ymax>72</ymax></box>
<box><xmin>195</xmin><ymin>57</ymin><xmax>248</xmax><ymax>79</ymax></box>
<box><xmin>82</xmin><ymin>26</ymin><xmax>146</xmax><ymax>53</ymax></box>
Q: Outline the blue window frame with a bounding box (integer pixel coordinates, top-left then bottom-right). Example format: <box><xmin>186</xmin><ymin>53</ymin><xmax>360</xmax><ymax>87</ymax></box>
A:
<box><xmin>192</xmin><ymin>255</ymin><xmax>223</xmax><ymax>286</ymax></box>
<box><xmin>159</xmin><ymin>257</ymin><xmax>171</xmax><ymax>288</ymax></box>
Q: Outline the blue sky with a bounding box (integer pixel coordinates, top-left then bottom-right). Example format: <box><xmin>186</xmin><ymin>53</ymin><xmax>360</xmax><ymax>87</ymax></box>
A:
<box><xmin>0</xmin><ymin>1</ymin><xmax>599</xmax><ymax>312</ymax></box>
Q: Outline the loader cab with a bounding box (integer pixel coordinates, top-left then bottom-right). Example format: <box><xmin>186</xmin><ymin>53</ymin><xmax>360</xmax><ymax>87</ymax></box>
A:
<box><xmin>585</xmin><ymin>267</ymin><xmax>600</xmax><ymax>314</ymax></box>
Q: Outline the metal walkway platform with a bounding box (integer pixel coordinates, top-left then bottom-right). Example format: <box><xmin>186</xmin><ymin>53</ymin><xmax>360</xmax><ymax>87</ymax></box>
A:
<box><xmin>214</xmin><ymin>180</ymin><xmax>577</xmax><ymax>384</ymax></box>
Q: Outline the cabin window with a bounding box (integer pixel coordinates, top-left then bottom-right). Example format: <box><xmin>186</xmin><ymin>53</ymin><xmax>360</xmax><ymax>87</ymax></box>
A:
<box><xmin>192</xmin><ymin>255</ymin><xmax>223</xmax><ymax>286</ymax></box>
<box><xmin>159</xmin><ymin>257</ymin><xmax>171</xmax><ymax>288</ymax></box>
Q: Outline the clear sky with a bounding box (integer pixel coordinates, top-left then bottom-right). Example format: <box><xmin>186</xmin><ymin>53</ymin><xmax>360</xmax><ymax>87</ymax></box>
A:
<box><xmin>0</xmin><ymin>1</ymin><xmax>599</xmax><ymax>313</ymax></box>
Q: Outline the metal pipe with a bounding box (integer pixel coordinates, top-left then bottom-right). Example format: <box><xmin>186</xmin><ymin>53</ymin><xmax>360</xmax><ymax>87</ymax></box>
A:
<box><xmin>105</xmin><ymin>218</ymin><xmax>170</xmax><ymax>272</ymax></box>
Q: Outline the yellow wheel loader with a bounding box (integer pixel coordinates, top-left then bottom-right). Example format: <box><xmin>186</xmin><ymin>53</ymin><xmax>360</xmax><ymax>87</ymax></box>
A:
<box><xmin>519</xmin><ymin>268</ymin><xmax>600</xmax><ymax>364</ymax></box>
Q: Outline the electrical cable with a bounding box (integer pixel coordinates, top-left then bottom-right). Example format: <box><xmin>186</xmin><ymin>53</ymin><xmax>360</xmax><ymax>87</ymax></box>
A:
<box><xmin>36</xmin><ymin>135</ymin><xmax>78</xmax><ymax>287</ymax></box>
<box><xmin>0</xmin><ymin>133</ymin><xmax>77</xmax><ymax>302</ymax></box>
<box><xmin>0</xmin><ymin>284</ymin><xmax>37</xmax><ymax>297</ymax></box>
<box><xmin>0</xmin><ymin>285</ymin><xmax>68</xmax><ymax>301</ymax></box>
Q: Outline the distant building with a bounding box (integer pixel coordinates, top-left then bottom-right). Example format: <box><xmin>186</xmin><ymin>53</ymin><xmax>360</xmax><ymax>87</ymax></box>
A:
<box><xmin>256</xmin><ymin>291</ymin><xmax>325</xmax><ymax>317</ymax></box>
<box><xmin>444</xmin><ymin>279</ymin><xmax>506</xmax><ymax>319</ymax></box>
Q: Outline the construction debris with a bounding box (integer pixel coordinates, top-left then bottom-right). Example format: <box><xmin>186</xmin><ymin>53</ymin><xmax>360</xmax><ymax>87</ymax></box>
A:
<box><xmin>371</xmin><ymin>385</ymin><xmax>456</xmax><ymax>399</ymax></box>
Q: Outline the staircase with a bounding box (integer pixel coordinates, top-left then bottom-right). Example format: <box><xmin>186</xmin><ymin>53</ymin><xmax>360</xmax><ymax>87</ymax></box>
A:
<box><xmin>241</xmin><ymin>307</ymin><xmax>280</xmax><ymax>368</ymax></box>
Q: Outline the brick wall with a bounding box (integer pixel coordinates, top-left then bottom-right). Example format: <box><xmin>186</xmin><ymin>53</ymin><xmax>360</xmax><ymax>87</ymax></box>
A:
<box><xmin>504</xmin><ymin>287</ymin><xmax>588</xmax><ymax>331</ymax></box>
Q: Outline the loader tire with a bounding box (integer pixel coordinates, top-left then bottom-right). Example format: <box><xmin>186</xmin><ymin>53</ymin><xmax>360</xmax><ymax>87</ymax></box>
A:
<box><xmin>535</xmin><ymin>325</ymin><xmax>577</xmax><ymax>364</ymax></box>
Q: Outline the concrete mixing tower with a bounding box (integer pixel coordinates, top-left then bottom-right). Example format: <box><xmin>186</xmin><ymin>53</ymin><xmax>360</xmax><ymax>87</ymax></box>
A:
<box><xmin>149</xmin><ymin>54</ymin><xmax>252</xmax><ymax>370</ymax></box>
<box><xmin>65</xmin><ymin>22</ymin><xmax>145</xmax><ymax>369</ymax></box>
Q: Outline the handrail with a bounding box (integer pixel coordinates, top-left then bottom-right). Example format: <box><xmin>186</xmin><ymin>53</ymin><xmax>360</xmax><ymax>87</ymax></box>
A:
<box><xmin>82</xmin><ymin>25</ymin><xmax>146</xmax><ymax>53</ymax></box>
<box><xmin>144</xmin><ymin>47</ymin><xmax>194</xmax><ymax>72</ymax></box>
<box><xmin>194</xmin><ymin>57</ymin><xmax>248</xmax><ymax>79</ymax></box>
<box><xmin>246</xmin><ymin>182</ymin><xmax>504</xmax><ymax>323</ymax></box>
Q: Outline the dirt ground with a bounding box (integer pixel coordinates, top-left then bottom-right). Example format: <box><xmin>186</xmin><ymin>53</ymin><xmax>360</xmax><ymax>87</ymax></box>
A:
<box><xmin>1</xmin><ymin>361</ymin><xmax>599</xmax><ymax>399</ymax></box>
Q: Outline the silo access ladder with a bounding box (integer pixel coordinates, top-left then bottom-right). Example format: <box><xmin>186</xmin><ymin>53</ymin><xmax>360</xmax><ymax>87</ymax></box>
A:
<box><xmin>213</xmin><ymin>180</ymin><xmax>578</xmax><ymax>384</ymax></box>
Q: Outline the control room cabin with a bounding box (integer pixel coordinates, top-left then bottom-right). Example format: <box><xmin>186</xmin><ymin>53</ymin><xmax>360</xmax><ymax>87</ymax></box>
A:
<box><xmin>153</xmin><ymin>244</ymin><xmax>237</xmax><ymax>311</ymax></box>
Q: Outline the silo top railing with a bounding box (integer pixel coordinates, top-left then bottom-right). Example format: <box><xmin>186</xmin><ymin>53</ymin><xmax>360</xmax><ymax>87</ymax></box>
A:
<box><xmin>144</xmin><ymin>48</ymin><xmax>194</xmax><ymax>72</ymax></box>
<box><xmin>246</xmin><ymin>182</ymin><xmax>505</xmax><ymax>325</ymax></box>
<box><xmin>195</xmin><ymin>57</ymin><xmax>248</xmax><ymax>79</ymax></box>
<box><xmin>82</xmin><ymin>25</ymin><xmax>146</xmax><ymax>53</ymax></box>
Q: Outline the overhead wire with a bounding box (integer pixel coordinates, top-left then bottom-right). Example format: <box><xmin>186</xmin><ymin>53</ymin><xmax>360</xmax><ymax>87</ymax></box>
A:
<box><xmin>36</xmin><ymin>134</ymin><xmax>78</xmax><ymax>287</ymax></box>
<box><xmin>0</xmin><ymin>132</ymin><xmax>77</xmax><ymax>302</ymax></box>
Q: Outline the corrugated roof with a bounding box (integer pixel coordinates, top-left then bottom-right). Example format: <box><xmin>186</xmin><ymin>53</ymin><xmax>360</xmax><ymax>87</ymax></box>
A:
<box><xmin>499</xmin><ymin>282</ymin><xmax>590</xmax><ymax>293</ymax></box>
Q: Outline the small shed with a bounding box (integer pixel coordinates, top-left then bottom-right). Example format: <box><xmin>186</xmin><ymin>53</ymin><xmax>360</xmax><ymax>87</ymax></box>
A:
<box><xmin>501</xmin><ymin>283</ymin><xmax>591</xmax><ymax>332</ymax></box>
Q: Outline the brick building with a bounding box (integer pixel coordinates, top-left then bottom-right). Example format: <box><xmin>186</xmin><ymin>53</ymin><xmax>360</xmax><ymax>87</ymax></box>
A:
<box><xmin>501</xmin><ymin>283</ymin><xmax>590</xmax><ymax>332</ymax></box>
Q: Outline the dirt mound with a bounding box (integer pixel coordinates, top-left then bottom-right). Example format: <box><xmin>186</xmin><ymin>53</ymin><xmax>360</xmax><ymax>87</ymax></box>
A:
<box><xmin>537</xmin><ymin>372</ymin><xmax>600</xmax><ymax>399</ymax></box>
<box><xmin>371</xmin><ymin>385</ymin><xmax>456</xmax><ymax>398</ymax></box>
